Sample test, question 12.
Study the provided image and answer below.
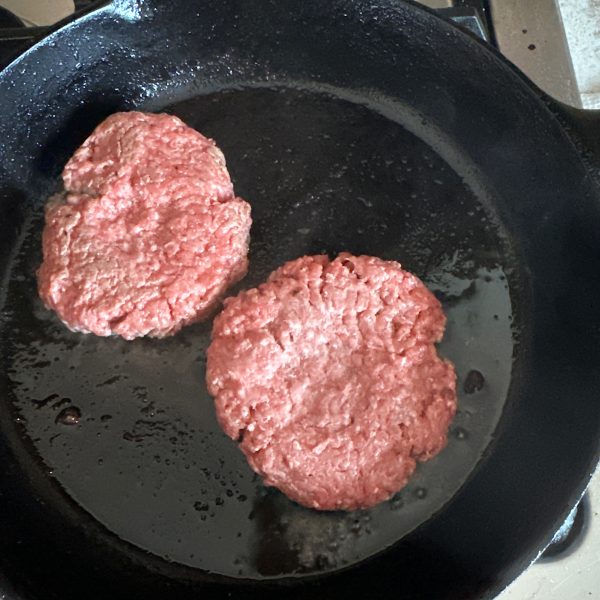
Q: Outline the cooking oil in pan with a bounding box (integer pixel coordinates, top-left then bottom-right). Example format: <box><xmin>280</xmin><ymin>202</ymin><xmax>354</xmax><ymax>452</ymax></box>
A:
<box><xmin>0</xmin><ymin>86</ymin><xmax>520</xmax><ymax>578</ymax></box>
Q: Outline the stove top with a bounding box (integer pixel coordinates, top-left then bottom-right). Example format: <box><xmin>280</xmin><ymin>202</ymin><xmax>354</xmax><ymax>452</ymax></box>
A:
<box><xmin>0</xmin><ymin>1</ymin><xmax>598</xmax><ymax>598</ymax></box>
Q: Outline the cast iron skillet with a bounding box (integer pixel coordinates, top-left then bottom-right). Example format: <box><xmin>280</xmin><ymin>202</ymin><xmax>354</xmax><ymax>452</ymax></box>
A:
<box><xmin>1</xmin><ymin>1</ymin><xmax>600</xmax><ymax>598</ymax></box>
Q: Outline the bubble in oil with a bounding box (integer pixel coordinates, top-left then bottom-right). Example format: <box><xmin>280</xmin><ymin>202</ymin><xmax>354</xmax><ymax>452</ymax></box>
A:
<box><xmin>452</xmin><ymin>427</ymin><xmax>469</xmax><ymax>441</ymax></box>
<box><xmin>414</xmin><ymin>487</ymin><xmax>427</xmax><ymax>500</ymax></box>
<box><xmin>55</xmin><ymin>406</ymin><xmax>81</xmax><ymax>425</ymax></box>
<box><xmin>390</xmin><ymin>493</ymin><xmax>404</xmax><ymax>511</ymax></box>
<box><xmin>464</xmin><ymin>370</ymin><xmax>485</xmax><ymax>394</ymax></box>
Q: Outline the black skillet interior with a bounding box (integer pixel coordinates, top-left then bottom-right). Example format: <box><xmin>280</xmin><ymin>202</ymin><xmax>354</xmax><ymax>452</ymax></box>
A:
<box><xmin>1</xmin><ymin>1</ymin><xmax>600</xmax><ymax>599</ymax></box>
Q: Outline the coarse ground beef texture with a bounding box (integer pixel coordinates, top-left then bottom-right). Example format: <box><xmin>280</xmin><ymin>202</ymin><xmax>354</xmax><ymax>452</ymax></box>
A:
<box><xmin>38</xmin><ymin>111</ymin><xmax>251</xmax><ymax>340</ymax></box>
<box><xmin>206</xmin><ymin>253</ymin><xmax>457</xmax><ymax>511</ymax></box>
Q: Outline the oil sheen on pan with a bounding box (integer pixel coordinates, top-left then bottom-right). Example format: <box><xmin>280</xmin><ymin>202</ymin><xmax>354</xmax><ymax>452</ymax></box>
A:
<box><xmin>1</xmin><ymin>86</ymin><xmax>518</xmax><ymax>578</ymax></box>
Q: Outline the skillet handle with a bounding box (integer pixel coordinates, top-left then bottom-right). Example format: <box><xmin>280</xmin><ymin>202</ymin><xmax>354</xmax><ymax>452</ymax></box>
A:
<box><xmin>433</xmin><ymin>6</ymin><xmax>600</xmax><ymax>183</ymax></box>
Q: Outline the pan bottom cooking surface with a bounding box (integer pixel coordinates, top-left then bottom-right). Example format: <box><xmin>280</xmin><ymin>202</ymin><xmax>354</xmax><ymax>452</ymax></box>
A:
<box><xmin>0</xmin><ymin>86</ymin><xmax>518</xmax><ymax>578</ymax></box>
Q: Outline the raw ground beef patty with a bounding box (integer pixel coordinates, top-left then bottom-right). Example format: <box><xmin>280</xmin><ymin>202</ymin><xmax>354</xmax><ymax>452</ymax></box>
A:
<box><xmin>38</xmin><ymin>111</ymin><xmax>251</xmax><ymax>339</ymax></box>
<box><xmin>206</xmin><ymin>253</ymin><xmax>457</xmax><ymax>510</ymax></box>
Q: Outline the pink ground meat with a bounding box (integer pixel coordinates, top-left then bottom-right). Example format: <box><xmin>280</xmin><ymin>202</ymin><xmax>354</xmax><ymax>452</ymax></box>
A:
<box><xmin>206</xmin><ymin>253</ymin><xmax>457</xmax><ymax>510</ymax></box>
<box><xmin>38</xmin><ymin>111</ymin><xmax>251</xmax><ymax>340</ymax></box>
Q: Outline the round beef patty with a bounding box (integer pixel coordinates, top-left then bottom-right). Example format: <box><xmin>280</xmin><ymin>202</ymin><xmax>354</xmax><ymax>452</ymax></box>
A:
<box><xmin>206</xmin><ymin>253</ymin><xmax>456</xmax><ymax>510</ymax></box>
<box><xmin>38</xmin><ymin>111</ymin><xmax>251</xmax><ymax>339</ymax></box>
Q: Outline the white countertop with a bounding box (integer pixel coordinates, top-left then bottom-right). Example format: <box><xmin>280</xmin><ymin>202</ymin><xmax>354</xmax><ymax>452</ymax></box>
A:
<box><xmin>558</xmin><ymin>0</ymin><xmax>600</xmax><ymax>108</ymax></box>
